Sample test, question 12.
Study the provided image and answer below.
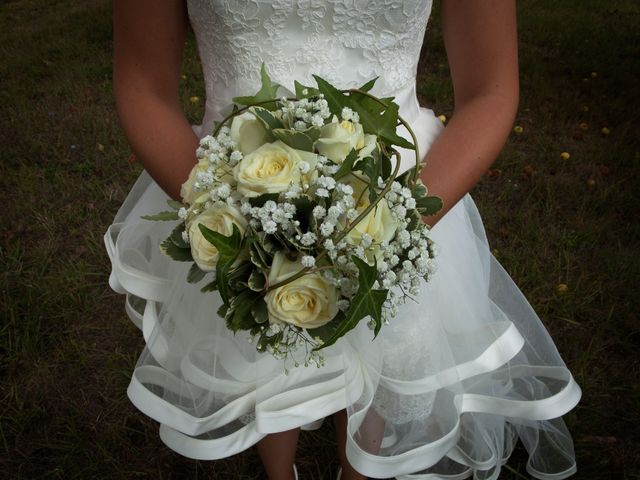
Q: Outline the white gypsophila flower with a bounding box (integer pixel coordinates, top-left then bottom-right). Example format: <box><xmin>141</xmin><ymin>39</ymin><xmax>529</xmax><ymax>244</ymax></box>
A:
<box><xmin>378</xmin><ymin>260</ymin><xmax>389</xmax><ymax>273</ymax></box>
<box><xmin>178</xmin><ymin>207</ymin><xmax>188</xmax><ymax>220</ymax></box>
<box><xmin>405</xmin><ymin>197</ymin><xmax>416</xmax><ymax>209</ymax></box>
<box><xmin>393</xmin><ymin>205</ymin><xmax>407</xmax><ymax>218</ymax></box>
<box><xmin>229</xmin><ymin>150</ymin><xmax>243</xmax><ymax>165</ymax></box>
<box><xmin>294</xmin><ymin>120</ymin><xmax>307</xmax><ymax>131</ymax></box>
<box><xmin>313</xmin><ymin>205</ymin><xmax>326</xmax><ymax>219</ymax></box>
<box><xmin>263</xmin><ymin>200</ymin><xmax>277</xmax><ymax>212</ymax></box>
<box><xmin>389</xmin><ymin>254</ymin><xmax>400</xmax><ymax>267</ymax></box>
<box><xmin>181</xmin><ymin>230</ymin><xmax>190</xmax><ymax>243</ymax></box>
<box><xmin>401</xmin><ymin>187</ymin><xmax>412</xmax><ymax>199</ymax></box>
<box><xmin>240</xmin><ymin>201</ymin><xmax>252</xmax><ymax>215</ymax></box>
<box><xmin>354</xmin><ymin>246</ymin><xmax>366</xmax><ymax>260</ymax></box>
<box><xmin>321</xmin><ymin>164</ymin><xmax>340</xmax><ymax>175</ymax></box>
<box><xmin>196</xmin><ymin>147</ymin><xmax>206</xmax><ymax>158</ymax></box>
<box><xmin>284</xmin><ymin>184</ymin><xmax>302</xmax><ymax>200</ymax></box>
<box><xmin>337</xmin><ymin>299</ymin><xmax>350</xmax><ymax>311</ymax></box>
<box><xmin>300</xmin><ymin>232</ymin><xmax>317</xmax><ymax>246</ymax></box>
<box><xmin>360</xmin><ymin>233</ymin><xmax>373</xmax><ymax>248</ymax></box>
<box><xmin>337</xmin><ymin>183</ymin><xmax>354</xmax><ymax>196</ymax></box>
<box><xmin>323</xmin><ymin>239</ymin><xmax>335</xmax><ymax>251</ymax></box>
<box><xmin>299</xmin><ymin>161</ymin><xmax>311</xmax><ymax>174</ymax></box>
<box><xmin>295</xmin><ymin>107</ymin><xmax>306</xmax><ymax>118</ymax></box>
<box><xmin>320</xmin><ymin>221</ymin><xmax>335</xmax><ymax>236</ymax></box>
<box><xmin>315</xmin><ymin>188</ymin><xmax>330</xmax><ymax>198</ymax></box>
<box><xmin>346</xmin><ymin>208</ymin><xmax>359</xmax><ymax>221</ymax></box>
<box><xmin>311</xmin><ymin>114</ymin><xmax>324</xmax><ymax>127</ymax></box>
<box><xmin>301</xmin><ymin>255</ymin><xmax>316</xmax><ymax>268</ymax></box>
<box><xmin>316</xmin><ymin>176</ymin><xmax>336</xmax><ymax>190</ymax></box>
<box><xmin>262</xmin><ymin>219</ymin><xmax>277</xmax><ymax>234</ymax></box>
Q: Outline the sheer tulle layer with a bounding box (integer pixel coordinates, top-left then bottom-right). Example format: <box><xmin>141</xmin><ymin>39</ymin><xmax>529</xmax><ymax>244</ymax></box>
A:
<box><xmin>104</xmin><ymin>105</ymin><xmax>580</xmax><ymax>479</ymax></box>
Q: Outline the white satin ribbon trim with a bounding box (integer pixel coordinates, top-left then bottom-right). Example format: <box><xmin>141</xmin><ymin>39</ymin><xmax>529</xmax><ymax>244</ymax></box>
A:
<box><xmin>345</xmin><ymin>320</ymin><xmax>581</xmax><ymax>479</ymax></box>
<box><xmin>103</xmin><ymin>222</ymin><xmax>172</xmax><ymax>302</ymax></box>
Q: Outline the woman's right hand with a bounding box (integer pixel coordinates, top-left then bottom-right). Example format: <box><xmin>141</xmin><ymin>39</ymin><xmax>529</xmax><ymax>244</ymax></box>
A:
<box><xmin>113</xmin><ymin>0</ymin><xmax>199</xmax><ymax>201</ymax></box>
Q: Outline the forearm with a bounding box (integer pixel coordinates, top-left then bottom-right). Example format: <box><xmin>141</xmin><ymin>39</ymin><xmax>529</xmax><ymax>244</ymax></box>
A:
<box><xmin>115</xmin><ymin>90</ymin><xmax>199</xmax><ymax>201</ymax></box>
<box><xmin>420</xmin><ymin>93</ymin><xmax>517</xmax><ymax>227</ymax></box>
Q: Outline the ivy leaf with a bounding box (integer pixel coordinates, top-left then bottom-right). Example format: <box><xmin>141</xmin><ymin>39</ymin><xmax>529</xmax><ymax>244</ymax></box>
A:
<box><xmin>334</xmin><ymin>148</ymin><xmax>358</xmax><ymax>180</ymax></box>
<box><xmin>312</xmin><ymin>74</ymin><xmax>351</xmax><ymax>117</ymax></box>
<box><xmin>187</xmin><ymin>262</ymin><xmax>207</xmax><ymax>284</ymax></box>
<box><xmin>415</xmin><ymin>196</ymin><xmax>444</xmax><ymax>216</ymax></box>
<box><xmin>358</xmin><ymin>77</ymin><xmax>379</xmax><ymax>93</ymax></box>
<box><xmin>272</xmin><ymin>129</ymin><xmax>315</xmax><ymax>151</ymax></box>
<box><xmin>159</xmin><ymin>236</ymin><xmax>192</xmax><ymax>261</ymax></box>
<box><xmin>232</xmin><ymin>63</ymin><xmax>281</xmax><ymax>109</ymax></box>
<box><xmin>252</xmin><ymin>106</ymin><xmax>284</xmax><ymax>130</ymax></box>
<box><xmin>294</xmin><ymin>80</ymin><xmax>320</xmax><ymax>98</ymax></box>
<box><xmin>141</xmin><ymin>211</ymin><xmax>179</xmax><ymax>221</ymax></box>
<box><xmin>315</xmin><ymin>256</ymin><xmax>388</xmax><ymax>350</ymax></box>
<box><xmin>198</xmin><ymin>222</ymin><xmax>243</xmax><ymax>258</ymax></box>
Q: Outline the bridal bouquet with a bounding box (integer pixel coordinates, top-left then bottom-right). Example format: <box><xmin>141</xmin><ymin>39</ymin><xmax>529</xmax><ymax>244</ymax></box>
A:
<box><xmin>144</xmin><ymin>64</ymin><xmax>442</xmax><ymax>366</ymax></box>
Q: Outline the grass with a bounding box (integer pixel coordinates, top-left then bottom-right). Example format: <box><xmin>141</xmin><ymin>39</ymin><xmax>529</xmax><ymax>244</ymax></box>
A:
<box><xmin>1</xmin><ymin>0</ymin><xmax>638</xmax><ymax>478</ymax></box>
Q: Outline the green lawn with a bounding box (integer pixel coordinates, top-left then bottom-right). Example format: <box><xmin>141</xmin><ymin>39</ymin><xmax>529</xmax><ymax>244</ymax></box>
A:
<box><xmin>1</xmin><ymin>0</ymin><xmax>638</xmax><ymax>478</ymax></box>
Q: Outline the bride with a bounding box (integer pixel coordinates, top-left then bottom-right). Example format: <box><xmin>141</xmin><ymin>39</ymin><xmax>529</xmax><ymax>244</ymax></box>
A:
<box><xmin>107</xmin><ymin>1</ymin><xmax>581</xmax><ymax>479</ymax></box>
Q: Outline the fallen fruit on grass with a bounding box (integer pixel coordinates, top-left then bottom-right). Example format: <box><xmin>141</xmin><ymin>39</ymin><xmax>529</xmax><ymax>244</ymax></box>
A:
<box><xmin>560</xmin><ymin>152</ymin><xmax>571</xmax><ymax>160</ymax></box>
<box><xmin>556</xmin><ymin>283</ymin><xmax>569</xmax><ymax>295</ymax></box>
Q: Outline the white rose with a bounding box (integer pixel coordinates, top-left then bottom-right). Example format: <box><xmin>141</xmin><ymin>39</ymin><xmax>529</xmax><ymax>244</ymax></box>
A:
<box><xmin>264</xmin><ymin>252</ymin><xmax>338</xmax><ymax>329</ymax></box>
<box><xmin>188</xmin><ymin>203</ymin><xmax>247</xmax><ymax>271</ymax></box>
<box><xmin>345</xmin><ymin>198</ymin><xmax>400</xmax><ymax>264</ymax></box>
<box><xmin>234</xmin><ymin>140</ymin><xmax>317</xmax><ymax>197</ymax></box>
<box><xmin>229</xmin><ymin>110</ymin><xmax>271</xmax><ymax>155</ymax></box>
<box><xmin>180</xmin><ymin>158</ymin><xmax>210</xmax><ymax>204</ymax></box>
<box><xmin>357</xmin><ymin>134</ymin><xmax>378</xmax><ymax>160</ymax></box>
<box><xmin>316</xmin><ymin>115</ymin><xmax>365</xmax><ymax>163</ymax></box>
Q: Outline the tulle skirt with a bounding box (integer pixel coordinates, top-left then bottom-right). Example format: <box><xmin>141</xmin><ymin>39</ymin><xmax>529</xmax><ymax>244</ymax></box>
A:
<box><xmin>104</xmin><ymin>106</ymin><xmax>581</xmax><ymax>479</ymax></box>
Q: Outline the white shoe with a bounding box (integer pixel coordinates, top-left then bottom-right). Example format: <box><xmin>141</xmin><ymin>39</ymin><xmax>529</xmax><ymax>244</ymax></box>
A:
<box><xmin>336</xmin><ymin>466</ymin><xmax>342</xmax><ymax>479</ymax></box>
<box><xmin>293</xmin><ymin>463</ymin><xmax>299</xmax><ymax>480</ymax></box>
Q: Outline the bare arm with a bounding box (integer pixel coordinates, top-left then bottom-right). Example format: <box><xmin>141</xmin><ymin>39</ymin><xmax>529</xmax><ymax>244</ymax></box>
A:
<box><xmin>113</xmin><ymin>0</ymin><xmax>198</xmax><ymax>201</ymax></box>
<box><xmin>420</xmin><ymin>0</ymin><xmax>519</xmax><ymax>226</ymax></box>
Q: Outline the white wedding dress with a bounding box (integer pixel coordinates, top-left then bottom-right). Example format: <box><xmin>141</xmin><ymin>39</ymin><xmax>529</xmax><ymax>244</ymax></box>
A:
<box><xmin>103</xmin><ymin>1</ymin><xmax>582</xmax><ymax>478</ymax></box>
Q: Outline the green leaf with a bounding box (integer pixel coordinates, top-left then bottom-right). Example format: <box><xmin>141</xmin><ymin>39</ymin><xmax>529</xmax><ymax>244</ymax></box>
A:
<box><xmin>294</xmin><ymin>80</ymin><xmax>320</xmax><ymax>98</ymax></box>
<box><xmin>248</xmin><ymin>193</ymin><xmax>280</xmax><ymax>208</ymax></box>
<box><xmin>272</xmin><ymin>129</ymin><xmax>315</xmax><ymax>151</ymax></box>
<box><xmin>353</xmin><ymin>156</ymin><xmax>381</xmax><ymax>203</ymax></box>
<box><xmin>251</xmin><ymin>297</ymin><xmax>269</xmax><ymax>324</ymax></box>
<box><xmin>316</xmin><ymin>256</ymin><xmax>388</xmax><ymax>350</ymax></box>
<box><xmin>292</xmin><ymin>196</ymin><xmax>314</xmax><ymax>232</ymax></box>
<box><xmin>187</xmin><ymin>262</ymin><xmax>207</xmax><ymax>283</ymax></box>
<box><xmin>169</xmin><ymin>223</ymin><xmax>189</xmax><ymax>249</ymax></box>
<box><xmin>215</xmin><ymin>255</ymin><xmax>234</xmax><ymax>305</ymax></box>
<box><xmin>227</xmin><ymin>289</ymin><xmax>260</xmax><ymax>332</ymax></box>
<box><xmin>250</xmin><ymin>240</ymin><xmax>271</xmax><ymax>270</ymax></box>
<box><xmin>166</xmin><ymin>199</ymin><xmax>185</xmax><ymax>210</ymax></box>
<box><xmin>248</xmin><ymin>269</ymin><xmax>266</xmax><ymax>291</ymax></box>
<box><xmin>348</xmin><ymin>91</ymin><xmax>416</xmax><ymax>150</ymax></box>
<box><xmin>141</xmin><ymin>211</ymin><xmax>179</xmax><ymax>221</ymax></box>
<box><xmin>358</xmin><ymin>77</ymin><xmax>379</xmax><ymax>93</ymax></box>
<box><xmin>232</xmin><ymin>63</ymin><xmax>281</xmax><ymax>109</ymax></box>
<box><xmin>334</xmin><ymin>148</ymin><xmax>358</xmax><ymax>180</ymax></box>
<box><xmin>198</xmin><ymin>222</ymin><xmax>243</xmax><ymax>258</ymax></box>
<box><xmin>415</xmin><ymin>196</ymin><xmax>444</xmax><ymax>216</ymax></box>
<box><xmin>200</xmin><ymin>278</ymin><xmax>218</xmax><ymax>292</ymax></box>
<box><xmin>252</xmin><ymin>107</ymin><xmax>284</xmax><ymax>130</ymax></box>
<box><xmin>312</xmin><ymin>74</ymin><xmax>351</xmax><ymax>117</ymax></box>
<box><xmin>159</xmin><ymin>236</ymin><xmax>192</xmax><ymax>262</ymax></box>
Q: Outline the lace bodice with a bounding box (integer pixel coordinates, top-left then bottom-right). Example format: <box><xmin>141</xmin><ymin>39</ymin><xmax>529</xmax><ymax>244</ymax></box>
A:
<box><xmin>187</xmin><ymin>0</ymin><xmax>435</xmax><ymax>131</ymax></box>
